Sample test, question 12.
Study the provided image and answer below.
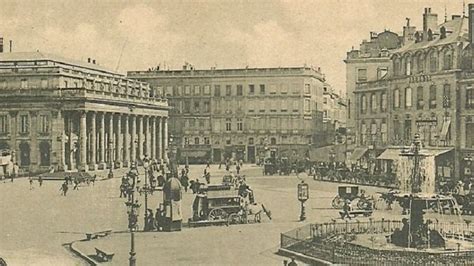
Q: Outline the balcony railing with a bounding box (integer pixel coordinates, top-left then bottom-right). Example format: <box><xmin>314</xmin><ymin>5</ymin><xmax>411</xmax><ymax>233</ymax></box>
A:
<box><xmin>0</xmin><ymin>87</ymin><xmax>168</xmax><ymax>106</ymax></box>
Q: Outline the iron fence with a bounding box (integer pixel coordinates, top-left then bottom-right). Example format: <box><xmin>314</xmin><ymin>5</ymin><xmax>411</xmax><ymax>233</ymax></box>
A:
<box><xmin>281</xmin><ymin>219</ymin><xmax>474</xmax><ymax>265</ymax></box>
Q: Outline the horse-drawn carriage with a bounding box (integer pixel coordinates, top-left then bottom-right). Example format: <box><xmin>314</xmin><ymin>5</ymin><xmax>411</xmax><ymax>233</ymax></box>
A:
<box><xmin>452</xmin><ymin>192</ymin><xmax>474</xmax><ymax>215</ymax></box>
<box><xmin>263</xmin><ymin>158</ymin><xmax>277</xmax><ymax>175</ymax></box>
<box><xmin>279</xmin><ymin>157</ymin><xmax>291</xmax><ymax>175</ymax></box>
<box><xmin>331</xmin><ymin>185</ymin><xmax>372</xmax><ymax>209</ymax></box>
<box><xmin>188</xmin><ymin>184</ymin><xmax>271</xmax><ymax>227</ymax></box>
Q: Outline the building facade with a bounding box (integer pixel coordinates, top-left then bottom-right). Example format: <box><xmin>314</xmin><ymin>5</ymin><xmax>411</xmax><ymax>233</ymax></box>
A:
<box><xmin>354</xmin><ymin>6</ymin><xmax>474</xmax><ymax>182</ymax></box>
<box><xmin>345</xmin><ymin>30</ymin><xmax>402</xmax><ymax>145</ymax></box>
<box><xmin>0</xmin><ymin>52</ymin><xmax>169</xmax><ymax>173</ymax></box>
<box><xmin>128</xmin><ymin>66</ymin><xmax>333</xmax><ymax>164</ymax></box>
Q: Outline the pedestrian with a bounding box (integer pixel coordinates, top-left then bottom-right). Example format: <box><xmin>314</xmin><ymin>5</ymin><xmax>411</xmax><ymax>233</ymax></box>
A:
<box><xmin>144</xmin><ymin>209</ymin><xmax>155</xmax><ymax>231</ymax></box>
<box><xmin>236</xmin><ymin>164</ymin><xmax>241</xmax><ymax>175</ymax></box>
<box><xmin>29</xmin><ymin>176</ymin><xmax>34</xmax><ymax>190</ymax></box>
<box><xmin>206</xmin><ymin>161</ymin><xmax>210</xmax><ymax>169</ymax></box>
<box><xmin>12</xmin><ymin>162</ymin><xmax>19</xmax><ymax>182</ymax></box>
<box><xmin>60</xmin><ymin>181</ymin><xmax>68</xmax><ymax>196</ymax></box>
<box><xmin>38</xmin><ymin>176</ymin><xmax>43</xmax><ymax>187</ymax></box>
<box><xmin>341</xmin><ymin>200</ymin><xmax>352</xmax><ymax>220</ymax></box>
<box><xmin>218</xmin><ymin>160</ymin><xmax>222</xmax><ymax>169</ymax></box>
<box><xmin>73</xmin><ymin>177</ymin><xmax>79</xmax><ymax>190</ymax></box>
<box><xmin>181</xmin><ymin>173</ymin><xmax>189</xmax><ymax>192</ymax></box>
<box><xmin>204</xmin><ymin>169</ymin><xmax>210</xmax><ymax>184</ymax></box>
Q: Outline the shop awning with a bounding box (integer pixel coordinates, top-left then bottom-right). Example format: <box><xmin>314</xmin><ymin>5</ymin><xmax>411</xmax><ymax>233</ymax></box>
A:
<box><xmin>377</xmin><ymin>148</ymin><xmax>402</xmax><ymax>160</ymax></box>
<box><xmin>439</xmin><ymin>119</ymin><xmax>451</xmax><ymax>141</ymax></box>
<box><xmin>348</xmin><ymin>147</ymin><xmax>368</xmax><ymax>161</ymax></box>
<box><xmin>419</xmin><ymin>148</ymin><xmax>453</xmax><ymax>157</ymax></box>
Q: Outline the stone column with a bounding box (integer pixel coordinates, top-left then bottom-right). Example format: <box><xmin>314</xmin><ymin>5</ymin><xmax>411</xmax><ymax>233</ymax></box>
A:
<box><xmin>89</xmin><ymin>112</ymin><xmax>97</xmax><ymax>170</ymax></box>
<box><xmin>156</xmin><ymin>117</ymin><xmax>162</xmax><ymax>161</ymax></box>
<box><xmin>151</xmin><ymin>117</ymin><xmax>156</xmax><ymax>160</ymax></box>
<box><xmin>145</xmin><ymin>116</ymin><xmax>151</xmax><ymax>158</ymax></box>
<box><xmin>163</xmin><ymin>117</ymin><xmax>169</xmax><ymax>162</ymax></box>
<box><xmin>460</xmin><ymin>116</ymin><xmax>466</xmax><ymax>149</ymax></box>
<box><xmin>99</xmin><ymin>112</ymin><xmax>106</xmax><ymax>169</ymax></box>
<box><xmin>8</xmin><ymin>111</ymin><xmax>18</xmax><ymax>165</ymax></box>
<box><xmin>68</xmin><ymin>112</ymin><xmax>75</xmax><ymax>170</ymax></box>
<box><xmin>138</xmin><ymin>115</ymin><xmax>144</xmax><ymax>161</ymax></box>
<box><xmin>79</xmin><ymin>111</ymin><xmax>88</xmax><ymax>171</ymax></box>
<box><xmin>131</xmin><ymin>115</ymin><xmax>137</xmax><ymax>164</ymax></box>
<box><xmin>108</xmin><ymin>113</ymin><xmax>114</xmax><ymax>169</ymax></box>
<box><xmin>116</xmin><ymin>113</ymin><xmax>123</xmax><ymax>168</ymax></box>
<box><xmin>29</xmin><ymin>111</ymin><xmax>39</xmax><ymax>172</ymax></box>
<box><xmin>123</xmin><ymin>115</ymin><xmax>130</xmax><ymax>167</ymax></box>
<box><xmin>58</xmin><ymin>111</ymin><xmax>67</xmax><ymax>171</ymax></box>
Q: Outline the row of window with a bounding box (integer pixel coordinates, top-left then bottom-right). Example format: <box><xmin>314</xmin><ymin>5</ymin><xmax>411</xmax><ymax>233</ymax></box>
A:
<box><xmin>359</xmin><ymin>84</ymin><xmax>453</xmax><ymax>114</ymax></box>
<box><xmin>173</xmin><ymin>99</ymin><xmax>310</xmax><ymax>114</ymax></box>
<box><xmin>393</xmin><ymin>49</ymin><xmax>454</xmax><ymax>76</ymax></box>
<box><xmin>159</xmin><ymin>83</ymin><xmax>312</xmax><ymax>97</ymax></box>
<box><xmin>183</xmin><ymin>136</ymin><xmax>303</xmax><ymax>146</ymax></box>
<box><xmin>0</xmin><ymin>114</ymin><xmax>50</xmax><ymax>134</ymax></box>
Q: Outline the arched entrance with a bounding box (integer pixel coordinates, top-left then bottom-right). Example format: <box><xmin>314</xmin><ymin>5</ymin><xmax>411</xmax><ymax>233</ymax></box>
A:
<box><xmin>39</xmin><ymin>141</ymin><xmax>50</xmax><ymax>166</ymax></box>
<box><xmin>19</xmin><ymin>142</ymin><xmax>30</xmax><ymax>167</ymax></box>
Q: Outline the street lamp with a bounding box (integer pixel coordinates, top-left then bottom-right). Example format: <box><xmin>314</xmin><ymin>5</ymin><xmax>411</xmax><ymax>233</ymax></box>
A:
<box><xmin>124</xmin><ymin>164</ymin><xmax>140</xmax><ymax>266</ymax></box>
<box><xmin>464</xmin><ymin>154</ymin><xmax>473</xmax><ymax>181</ymax></box>
<box><xmin>297</xmin><ymin>180</ymin><xmax>309</xmax><ymax>221</ymax></box>
<box><xmin>142</xmin><ymin>155</ymin><xmax>151</xmax><ymax>231</ymax></box>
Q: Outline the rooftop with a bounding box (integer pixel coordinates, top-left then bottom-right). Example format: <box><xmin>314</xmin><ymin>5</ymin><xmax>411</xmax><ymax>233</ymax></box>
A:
<box><xmin>0</xmin><ymin>51</ymin><xmax>118</xmax><ymax>76</ymax></box>
<box><xmin>128</xmin><ymin>66</ymin><xmax>326</xmax><ymax>81</ymax></box>
<box><xmin>392</xmin><ymin>16</ymin><xmax>469</xmax><ymax>54</ymax></box>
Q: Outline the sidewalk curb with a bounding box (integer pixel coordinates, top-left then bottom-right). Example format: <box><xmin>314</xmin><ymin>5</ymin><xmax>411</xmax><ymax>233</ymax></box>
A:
<box><xmin>64</xmin><ymin>240</ymin><xmax>97</xmax><ymax>266</ymax></box>
<box><xmin>278</xmin><ymin>248</ymin><xmax>331</xmax><ymax>266</ymax></box>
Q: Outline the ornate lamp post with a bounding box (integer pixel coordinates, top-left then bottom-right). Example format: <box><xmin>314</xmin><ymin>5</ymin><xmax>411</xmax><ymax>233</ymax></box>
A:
<box><xmin>125</xmin><ymin>164</ymin><xmax>140</xmax><ymax>266</ymax></box>
<box><xmin>464</xmin><ymin>154</ymin><xmax>473</xmax><ymax>181</ymax></box>
<box><xmin>297</xmin><ymin>180</ymin><xmax>309</xmax><ymax>221</ymax></box>
<box><xmin>142</xmin><ymin>155</ymin><xmax>151</xmax><ymax>231</ymax></box>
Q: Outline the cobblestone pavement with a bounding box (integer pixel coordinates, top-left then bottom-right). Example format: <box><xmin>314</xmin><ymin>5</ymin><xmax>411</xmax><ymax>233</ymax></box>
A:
<box><xmin>0</xmin><ymin>164</ymin><xmax>471</xmax><ymax>265</ymax></box>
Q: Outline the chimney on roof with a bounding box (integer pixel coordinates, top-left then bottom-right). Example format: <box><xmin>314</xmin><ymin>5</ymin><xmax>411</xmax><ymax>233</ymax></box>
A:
<box><xmin>0</xmin><ymin>37</ymin><xmax>3</xmax><ymax>53</ymax></box>
<box><xmin>423</xmin><ymin>7</ymin><xmax>438</xmax><ymax>41</ymax></box>
<box><xmin>403</xmin><ymin>17</ymin><xmax>416</xmax><ymax>45</ymax></box>
<box><xmin>87</xmin><ymin>58</ymin><xmax>91</xmax><ymax>63</ymax></box>
<box><xmin>370</xmin><ymin>32</ymin><xmax>377</xmax><ymax>40</ymax></box>
<box><xmin>470</xmin><ymin>4</ymin><xmax>474</xmax><ymax>44</ymax></box>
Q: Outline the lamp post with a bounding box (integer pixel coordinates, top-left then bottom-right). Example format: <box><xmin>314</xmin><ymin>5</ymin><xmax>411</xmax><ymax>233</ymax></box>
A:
<box><xmin>142</xmin><ymin>155</ymin><xmax>150</xmax><ymax>231</ymax></box>
<box><xmin>464</xmin><ymin>154</ymin><xmax>473</xmax><ymax>181</ymax></box>
<box><xmin>297</xmin><ymin>180</ymin><xmax>309</xmax><ymax>221</ymax></box>
<box><xmin>125</xmin><ymin>164</ymin><xmax>140</xmax><ymax>266</ymax></box>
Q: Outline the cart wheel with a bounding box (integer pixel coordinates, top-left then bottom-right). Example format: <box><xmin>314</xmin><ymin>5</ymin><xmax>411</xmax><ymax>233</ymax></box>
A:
<box><xmin>331</xmin><ymin>196</ymin><xmax>344</xmax><ymax>209</ymax></box>
<box><xmin>228</xmin><ymin>213</ymin><xmax>241</xmax><ymax>224</ymax></box>
<box><xmin>208</xmin><ymin>208</ymin><xmax>228</xmax><ymax>221</ymax></box>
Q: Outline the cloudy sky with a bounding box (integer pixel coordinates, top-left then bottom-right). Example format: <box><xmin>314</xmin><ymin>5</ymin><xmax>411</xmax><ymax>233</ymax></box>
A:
<box><xmin>0</xmin><ymin>0</ymin><xmax>466</xmax><ymax>94</ymax></box>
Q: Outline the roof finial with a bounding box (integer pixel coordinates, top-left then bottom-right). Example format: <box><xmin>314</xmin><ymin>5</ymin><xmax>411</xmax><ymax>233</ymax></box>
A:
<box><xmin>445</xmin><ymin>5</ymin><xmax>447</xmax><ymax>22</ymax></box>
<box><xmin>463</xmin><ymin>0</ymin><xmax>466</xmax><ymax>17</ymax></box>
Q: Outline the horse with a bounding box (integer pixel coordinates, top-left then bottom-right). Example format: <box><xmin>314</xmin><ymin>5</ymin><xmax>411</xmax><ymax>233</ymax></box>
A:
<box><xmin>243</xmin><ymin>202</ymin><xmax>272</xmax><ymax>223</ymax></box>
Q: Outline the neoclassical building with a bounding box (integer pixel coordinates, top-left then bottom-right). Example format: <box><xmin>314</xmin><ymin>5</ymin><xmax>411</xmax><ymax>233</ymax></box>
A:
<box><xmin>128</xmin><ymin>65</ymin><xmax>336</xmax><ymax>164</ymax></box>
<box><xmin>0</xmin><ymin>52</ymin><xmax>169</xmax><ymax>173</ymax></box>
<box><xmin>354</xmin><ymin>6</ymin><xmax>474</xmax><ymax>181</ymax></box>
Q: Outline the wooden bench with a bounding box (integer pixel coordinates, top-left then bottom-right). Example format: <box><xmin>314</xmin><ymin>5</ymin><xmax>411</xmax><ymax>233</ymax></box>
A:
<box><xmin>339</xmin><ymin>210</ymin><xmax>373</xmax><ymax>219</ymax></box>
<box><xmin>95</xmin><ymin>247</ymin><xmax>114</xmax><ymax>262</ymax></box>
<box><xmin>85</xmin><ymin>229</ymin><xmax>112</xmax><ymax>241</ymax></box>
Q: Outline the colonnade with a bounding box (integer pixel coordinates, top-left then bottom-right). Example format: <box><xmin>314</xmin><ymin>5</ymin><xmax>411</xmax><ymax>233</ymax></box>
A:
<box><xmin>63</xmin><ymin>111</ymin><xmax>168</xmax><ymax>171</ymax></box>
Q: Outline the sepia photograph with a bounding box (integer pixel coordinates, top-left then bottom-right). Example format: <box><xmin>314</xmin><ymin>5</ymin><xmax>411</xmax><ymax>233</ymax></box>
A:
<box><xmin>0</xmin><ymin>0</ymin><xmax>473</xmax><ymax>265</ymax></box>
